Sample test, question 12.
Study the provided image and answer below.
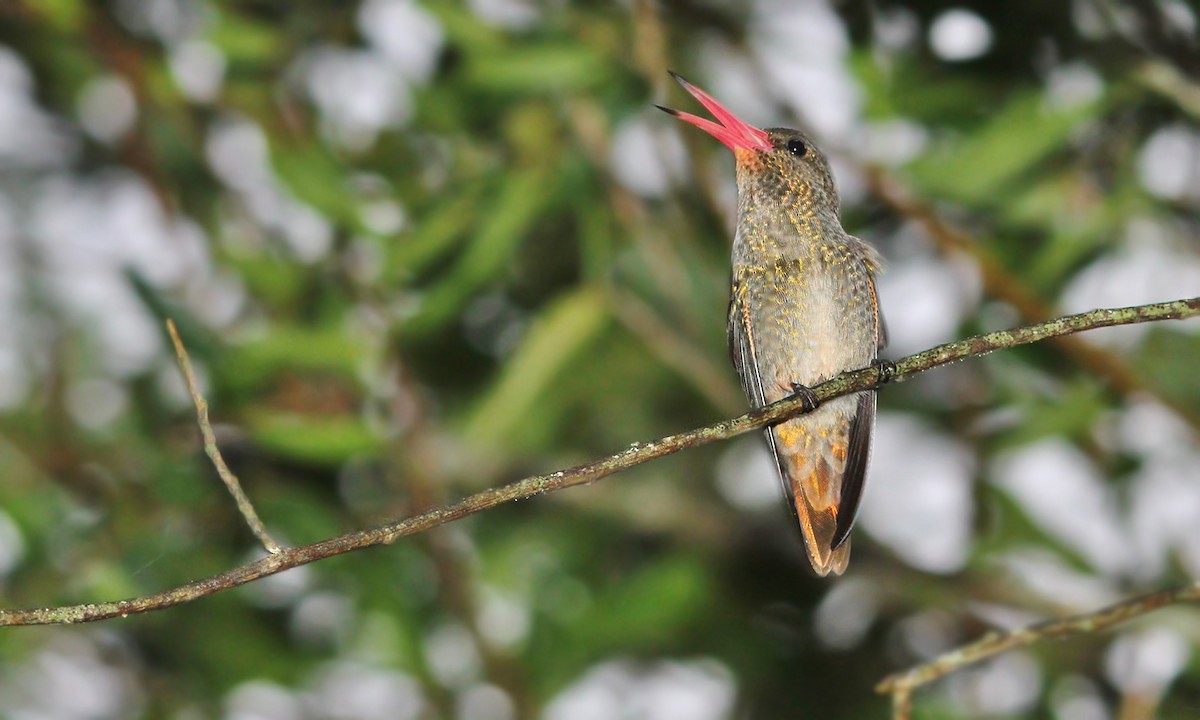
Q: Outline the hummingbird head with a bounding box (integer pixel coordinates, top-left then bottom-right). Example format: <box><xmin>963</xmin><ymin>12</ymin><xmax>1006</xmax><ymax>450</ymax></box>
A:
<box><xmin>657</xmin><ymin>71</ymin><xmax>840</xmax><ymax>214</ymax></box>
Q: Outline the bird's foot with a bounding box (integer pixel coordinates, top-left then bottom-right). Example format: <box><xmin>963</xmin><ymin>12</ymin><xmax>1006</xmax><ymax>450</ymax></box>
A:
<box><xmin>789</xmin><ymin>382</ymin><xmax>820</xmax><ymax>412</ymax></box>
<box><xmin>872</xmin><ymin>359</ymin><xmax>897</xmax><ymax>385</ymax></box>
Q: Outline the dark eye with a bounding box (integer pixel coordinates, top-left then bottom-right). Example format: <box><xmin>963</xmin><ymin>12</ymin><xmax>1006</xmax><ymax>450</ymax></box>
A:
<box><xmin>787</xmin><ymin>139</ymin><xmax>807</xmax><ymax>157</ymax></box>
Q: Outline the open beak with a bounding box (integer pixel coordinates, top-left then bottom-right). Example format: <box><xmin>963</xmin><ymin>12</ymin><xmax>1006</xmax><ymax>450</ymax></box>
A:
<box><xmin>656</xmin><ymin>71</ymin><xmax>772</xmax><ymax>153</ymax></box>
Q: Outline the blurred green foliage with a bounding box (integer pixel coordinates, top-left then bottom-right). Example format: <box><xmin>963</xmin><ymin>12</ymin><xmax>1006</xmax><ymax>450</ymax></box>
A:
<box><xmin>1</xmin><ymin>1</ymin><xmax>1199</xmax><ymax>718</ymax></box>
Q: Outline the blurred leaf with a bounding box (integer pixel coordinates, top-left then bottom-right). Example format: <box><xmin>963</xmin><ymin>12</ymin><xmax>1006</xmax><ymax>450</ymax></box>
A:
<box><xmin>80</xmin><ymin>561</ymin><xmax>141</xmax><ymax>609</ymax></box>
<box><xmin>175</xmin><ymin>600</ymin><xmax>303</xmax><ymax>688</ymax></box>
<box><xmin>461</xmin><ymin>287</ymin><xmax>609</xmax><ymax>451</ymax></box>
<box><xmin>0</xmin><ymin>438</ymin><xmax>68</xmax><ymax>533</ymax></box>
<box><xmin>423</xmin><ymin>2</ymin><xmax>506</xmax><ymax>53</ymax></box>
<box><xmin>247</xmin><ymin>410</ymin><xmax>380</xmax><ymax>465</ymax></box>
<box><xmin>527</xmin><ymin>552</ymin><xmax>713</xmax><ymax>695</ymax></box>
<box><xmin>208</xmin><ymin>13</ymin><xmax>286</xmax><ymax>64</ymax></box>
<box><xmin>574</xmin><ymin>189</ymin><xmax>617</xmax><ymax>282</ymax></box>
<box><xmin>909</xmin><ymin>93</ymin><xmax>1101</xmax><ymax>203</ymax></box>
<box><xmin>35</xmin><ymin>0</ymin><xmax>85</xmax><ymax>31</ymax></box>
<box><xmin>582</xmin><ymin>553</ymin><xmax>712</xmax><ymax>649</ymax></box>
<box><xmin>385</xmin><ymin>180</ymin><xmax>487</xmax><ymax>280</ymax></box>
<box><xmin>225</xmin><ymin>255</ymin><xmax>309</xmax><ymax>309</ymax></box>
<box><xmin>977</xmin><ymin>485</ymin><xmax>1099</xmax><ymax>574</ymax></box>
<box><xmin>221</xmin><ymin>326</ymin><xmax>367</xmax><ymax>394</ymax></box>
<box><xmin>995</xmin><ymin>380</ymin><xmax>1108</xmax><ymax>449</ymax></box>
<box><xmin>466</xmin><ymin>44</ymin><xmax>611</xmax><ymax>93</ymax></box>
<box><xmin>1135</xmin><ymin>327</ymin><xmax>1200</xmax><ymax>408</ymax></box>
<box><xmin>853</xmin><ymin>52</ymin><xmax>990</xmax><ymax>122</ymax></box>
<box><xmin>272</xmin><ymin>144</ymin><xmax>362</xmax><ymax>228</ymax></box>
<box><xmin>403</xmin><ymin>163</ymin><xmax>559</xmax><ymax>335</ymax></box>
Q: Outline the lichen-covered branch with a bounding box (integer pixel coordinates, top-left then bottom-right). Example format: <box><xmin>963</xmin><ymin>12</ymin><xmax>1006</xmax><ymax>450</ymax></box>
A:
<box><xmin>0</xmin><ymin>296</ymin><xmax>1196</xmax><ymax>627</ymax></box>
<box><xmin>879</xmin><ymin>581</ymin><xmax>1200</xmax><ymax>719</ymax></box>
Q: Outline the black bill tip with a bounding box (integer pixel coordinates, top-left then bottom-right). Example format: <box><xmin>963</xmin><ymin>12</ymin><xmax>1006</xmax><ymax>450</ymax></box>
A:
<box><xmin>654</xmin><ymin>104</ymin><xmax>679</xmax><ymax>116</ymax></box>
<box><xmin>667</xmin><ymin>69</ymin><xmax>689</xmax><ymax>87</ymax></box>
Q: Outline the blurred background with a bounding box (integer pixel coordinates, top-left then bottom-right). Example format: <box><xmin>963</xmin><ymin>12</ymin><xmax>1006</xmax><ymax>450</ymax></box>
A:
<box><xmin>1</xmin><ymin>0</ymin><xmax>1199</xmax><ymax>717</ymax></box>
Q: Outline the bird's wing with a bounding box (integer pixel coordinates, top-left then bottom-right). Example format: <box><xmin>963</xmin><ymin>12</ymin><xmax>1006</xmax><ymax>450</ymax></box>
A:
<box><xmin>829</xmin><ymin>391</ymin><xmax>874</xmax><ymax>551</ymax></box>
<box><xmin>877</xmin><ymin>308</ymin><xmax>890</xmax><ymax>352</ymax></box>
<box><xmin>830</xmin><ymin>267</ymin><xmax>885</xmax><ymax>550</ymax></box>
<box><xmin>727</xmin><ymin>285</ymin><xmax>852</xmax><ymax>576</ymax></box>
<box><xmin>727</xmin><ymin>282</ymin><xmax>766</xmax><ymax>407</ymax></box>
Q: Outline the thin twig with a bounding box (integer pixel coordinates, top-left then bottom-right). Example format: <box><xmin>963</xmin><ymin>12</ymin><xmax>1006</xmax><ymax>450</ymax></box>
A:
<box><xmin>0</xmin><ymin>297</ymin><xmax>1195</xmax><ymax>627</ymax></box>
<box><xmin>878</xmin><ymin>581</ymin><xmax>1200</xmax><ymax>719</ymax></box>
<box><xmin>166</xmin><ymin>320</ymin><xmax>281</xmax><ymax>555</ymax></box>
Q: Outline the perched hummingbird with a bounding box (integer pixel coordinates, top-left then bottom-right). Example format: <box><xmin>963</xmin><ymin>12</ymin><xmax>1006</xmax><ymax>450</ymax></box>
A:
<box><xmin>659</xmin><ymin>72</ymin><xmax>884</xmax><ymax>576</ymax></box>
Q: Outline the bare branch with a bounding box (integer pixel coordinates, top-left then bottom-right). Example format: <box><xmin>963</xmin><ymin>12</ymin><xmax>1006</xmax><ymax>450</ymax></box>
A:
<box><xmin>0</xmin><ymin>297</ymin><xmax>1195</xmax><ymax>627</ymax></box>
<box><xmin>879</xmin><ymin>581</ymin><xmax>1200</xmax><ymax>719</ymax></box>
<box><xmin>166</xmin><ymin>319</ymin><xmax>281</xmax><ymax>555</ymax></box>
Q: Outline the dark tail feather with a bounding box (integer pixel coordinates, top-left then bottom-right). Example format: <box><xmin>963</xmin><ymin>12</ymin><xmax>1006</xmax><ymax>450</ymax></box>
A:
<box><xmin>767</xmin><ymin>393</ymin><xmax>875</xmax><ymax>576</ymax></box>
<box><xmin>831</xmin><ymin>391</ymin><xmax>876</xmax><ymax>550</ymax></box>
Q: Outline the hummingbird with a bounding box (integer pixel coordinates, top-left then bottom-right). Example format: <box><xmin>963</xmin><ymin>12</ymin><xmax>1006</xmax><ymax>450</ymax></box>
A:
<box><xmin>658</xmin><ymin>72</ymin><xmax>884</xmax><ymax>576</ymax></box>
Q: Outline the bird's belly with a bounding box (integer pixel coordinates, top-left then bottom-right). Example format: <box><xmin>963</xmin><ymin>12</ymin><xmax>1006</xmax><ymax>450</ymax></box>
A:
<box><xmin>739</xmin><ymin>262</ymin><xmax>875</xmax><ymax>404</ymax></box>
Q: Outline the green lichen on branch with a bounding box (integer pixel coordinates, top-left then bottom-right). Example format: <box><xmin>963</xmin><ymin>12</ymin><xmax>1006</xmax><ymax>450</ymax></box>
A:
<box><xmin>1</xmin><ymin>296</ymin><xmax>1196</xmax><ymax>629</ymax></box>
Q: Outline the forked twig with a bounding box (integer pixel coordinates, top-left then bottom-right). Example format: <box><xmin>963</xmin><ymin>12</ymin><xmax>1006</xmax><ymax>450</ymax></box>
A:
<box><xmin>166</xmin><ymin>320</ymin><xmax>281</xmax><ymax>555</ymax></box>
